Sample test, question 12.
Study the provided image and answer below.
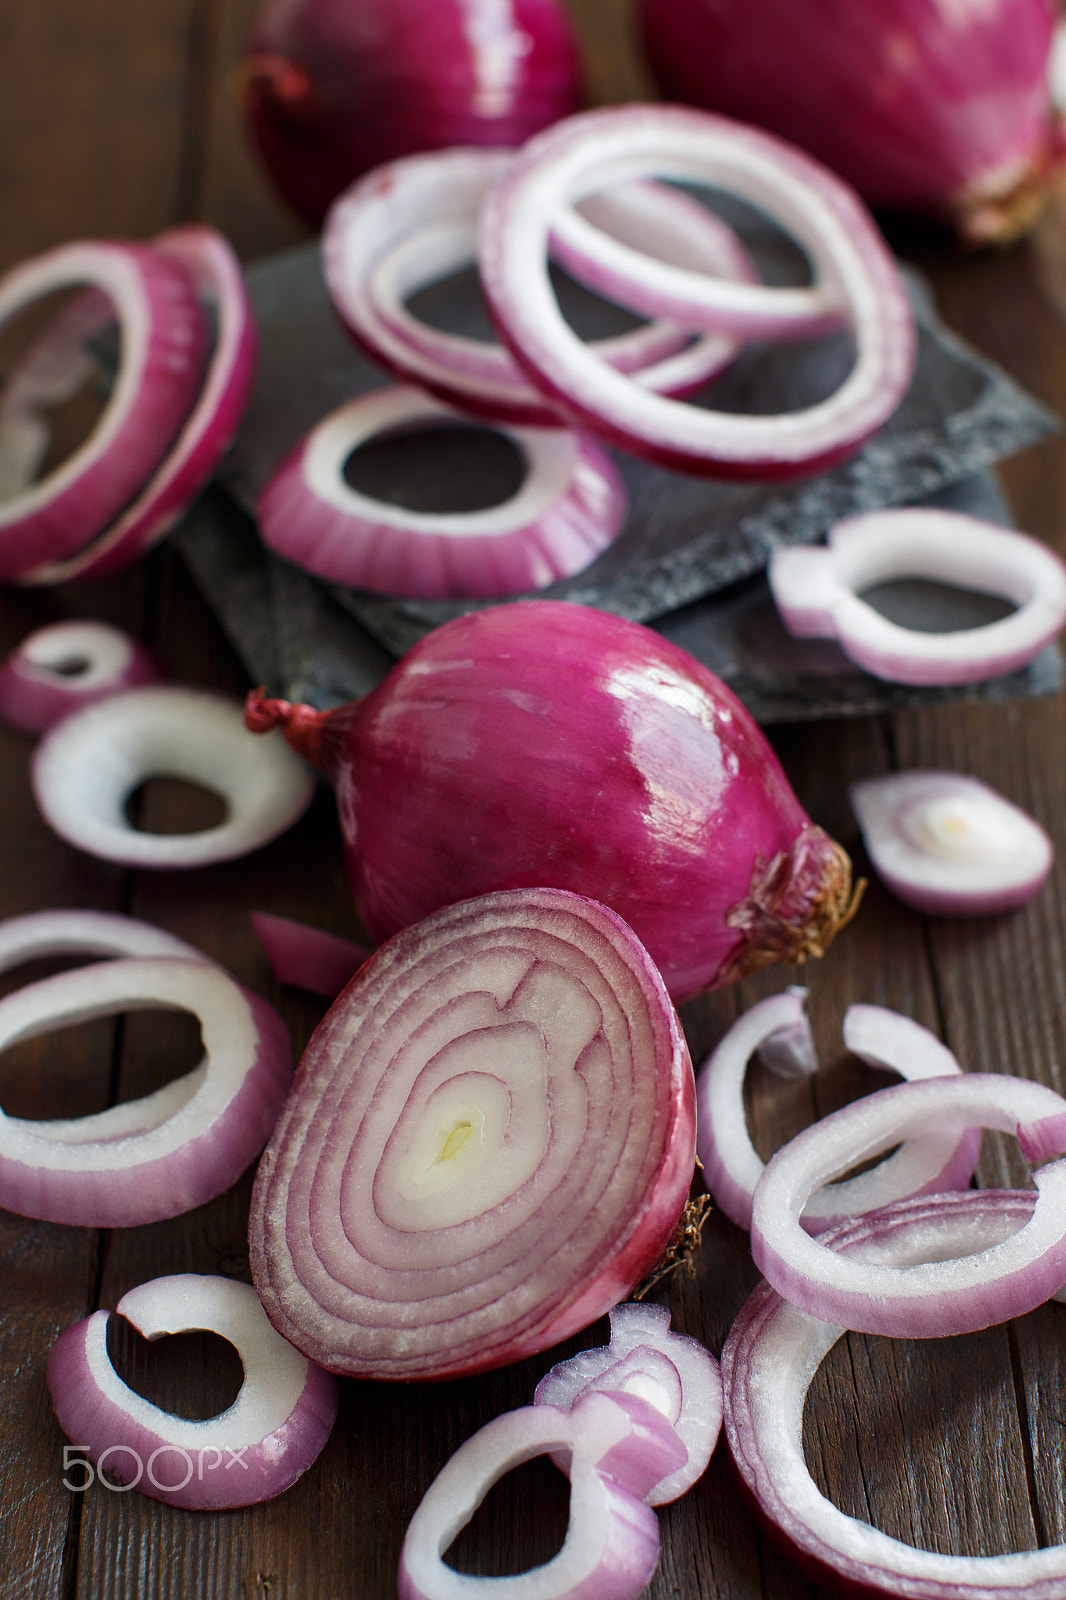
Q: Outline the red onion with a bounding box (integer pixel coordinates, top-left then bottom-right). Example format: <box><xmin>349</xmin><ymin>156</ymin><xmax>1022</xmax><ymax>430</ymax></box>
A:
<box><xmin>255</xmin><ymin>384</ymin><xmax>627</xmax><ymax>598</ymax></box>
<box><xmin>0</xmin><ymin>955</ymin><xmax>292</xmax><ymax>1226</ymax></box>
<box><xmin>48</xmin><ymin>1274</ymin><xmax>338</xmax><ymax>1509</ymax></box>
<box><xmin>723</xmin><ymin>1190</ymin><xmax>1066</xmax><ymax>1599</ymax></box>
<box><xmin>249</xmin><ymin>886</ymin><xmax>696</xmax><ymax>1381</ymax></box>
<box><xmin>244</xmin><ymin>600</ymin><xmax>860</xmax><ymax>1004</ymax></box>
<box><xmin>236</xmin><ymin>0</ymin><xmax>583</xmax><ymax>228</ymax></box>
<box><xmin>249</xmin><ymin>910</ymin><xmax>369</xmax><ymax>997</ymax></box>
<box><xmin>750</xmin><ymin>1072</ymin><xmax>1066</xmax><ymax>1337</ymax></box>
<box><xmin>638</xmin><ymin>0</ymin><xmax>1065</xmax><ymax>245</ymax></box>
<box><xmin>768</xmin><ymin>507</ymin><xmax>1066</xmax><ymax>685</ymax></box>
<box><xmin>477</xmin><ymin>104</ymin><xmax>917</xmax><ymax>480</ymax></box>
<box><xmin>0</xmin><ymin>621</ymin><xmax>164</xmax><ymax>735</ymax></box>
<box><xmin>850</xmin><ymin>769</ymin><xmax>1054</xmax><ymax>915</ymax></box>
<box><xmin>31</xmin><ymin>684</ymin><xmax>314</xmax><ymax>869</ymax></box>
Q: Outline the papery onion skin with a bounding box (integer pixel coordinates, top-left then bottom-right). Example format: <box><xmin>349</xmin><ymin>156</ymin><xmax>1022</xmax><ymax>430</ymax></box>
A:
<box><xmin>237</xmin><ymin>0</ymin><xmax>584</xmax><ymax>228</ymax></box>
<box><xmin>245</xmin><ymin>600</ymin><xmax>859</xmax><ymax>1004</ymax></box>
<box><xmin>638</xmin><ymin>0</ymin><xmax>1065</xmax><ymax>244</ymax></box>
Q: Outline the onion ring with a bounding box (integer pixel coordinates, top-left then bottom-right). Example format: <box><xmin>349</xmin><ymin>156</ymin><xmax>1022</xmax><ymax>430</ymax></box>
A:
<box><xmin>0</xmin><ymin>907</ymin><xmax>206</xmax><ymax>974</ymax></box>
<box><xmin>0</xmin><ymin>620</ymin><xmax>164</xmax><ymax>735</ymax></box>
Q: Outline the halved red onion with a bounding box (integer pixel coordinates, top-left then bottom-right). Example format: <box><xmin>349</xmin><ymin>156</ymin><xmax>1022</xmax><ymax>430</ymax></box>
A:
<box><xmin>534</xmin><ymin>1301</ymin><xmax>722</xmax><ymax>1505</ymax></box>
<box><xmin>768</xmin><ymin>507</ymin><xmax>1066</xmax><ymax>684</ymax></box>
<box><xmin>249</xmin><ymin>887</ymin><xmax>696</xmax><ymax>1381</ymax></box>
<box><xmin>249</xmin><ymin>910</ymin><xmax>369</xmax><ymax>997</ymax></box>
<box><xmin>850</xmin><ymin>769</ymin><xmax>1054</xmax><ymax>915</ymax></box>
<box><xmin>724</xmin><ymin>1190</ymin><xmax>1066</xmax><ymax>1600</ymax></box>
<box><xmin>0</xmin><ymin>620</ymin><xmax>164</xmax><ymax>735</ymax></box>
<box><xmin>750</xmin><ymin>1072</ymin><xmax>1066</xmax><ymax>1336</ymax></box>
<box><xmin>0</xmin><ymin>954</ymin><xmax>291</xmax><ymax>1225</ymax></box>
<box><xmin>255</xmin><ymin>385</ymin><xmax>627</xmax><ymax>599</ymax></box>
<box><xmin>696</xmin><ymin>994</ymin><xmax>981</xmax><ymax>1233</ymax></box>
<box><xmin>48</xmin><ymin>1273</ymin><xmax>338</xmax><ymax>1509</ymax></box>
<box><xmin>31</xmin><ymin>684</ymin><xmax>314</xmax><ymax>869</ymax></box>
<box><xmin>398</xmin><ymin>1391</ymin><xmax>684</xmax><ymax>1600</ymax></box>
<box><xmin>0</xmin><ymin>907</ymin><xmax>205</xmax><ymax>974</ymax></box>
<box><xmin>477</xmin><ymin>104</ymin><xmax>916</xmax><ymax>479</ymax></box>
<box><xmin>0</xmin><ymin>239</ymin><xmax>208</xmax><ymax>579</ymax></box>
<box><xmin>22</xmin><ymin>225</ymin><xmax>258</xmax><ymax>584</ymax></box>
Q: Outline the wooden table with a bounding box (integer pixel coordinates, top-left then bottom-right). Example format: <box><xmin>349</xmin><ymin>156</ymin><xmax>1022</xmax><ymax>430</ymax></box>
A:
<box><xmin>4</xmin><ymin>3</ymin><xmax>1066</xmax><ymax>1596</ymax></box>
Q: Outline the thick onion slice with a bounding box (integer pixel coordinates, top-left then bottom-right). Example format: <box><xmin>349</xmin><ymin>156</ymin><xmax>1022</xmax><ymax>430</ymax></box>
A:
<box><xmin>534</xmin><ymin>1302</ymin><xmax>722</xmax><ymax>1505</ymax></box>
<box><xmin>477</xmin><ymin>104</ymin><xmax>916</xmax><ymax>479</ymax></box>
<box><xmin>30</xmin><ymin>684</ymin><xmax>315</xmax><ymax>869</ymax></box>
<box><xmin>0</xmin><ymin>239</ymin><xmax>208</xmax><ymax>579</ymax></box>
<box><xmin>0</xmin><ymin>907</ymin><xmax>205</xmax><ymax>974</ymax></box>
<box><xmin>398</xmin><ymin>1391</ymin><xmax>683</xmax><ymax>1600</ymax></box>
<box><xmin>22</xmin><ymin>225</ymin><xmax>258</xmax><ymax>585</ymax></box>
<box><xmin>48</xmin><ymin>1274</ymin><xmax>338</xmax><ymax>1509</ymax></box>
<box><xmin>249</xmin><ymin>887</ymin><xmax>696</xmax><ymax>1381</ymax></box>
<box><xmin>768</xmin><ymin>507</ymin><xmax>1066</xmax><ymax>685</ymax></box>
<box><xmin>850</xmin><ymin>769</ymin><xmax>1054</xmax><ymax>915</ymax></box>
<box><xmin>321</xmin><ymin>146</ymin><xmax>751</xmax><ymax>427</ymax></box>
<box><xmin>696</xmin><ymin>993</ymin><xmax>982</xmax><ymax>1233</ymax></box>
<box><xmin>0</xmin><ymin>620</ymin><xmax>164</xmax><ymax>735</ymax></box>
<box><xmin>0</xmin><ymin>955</ymin><xmax>291</xmax><ymax>1225</ymax></box>
<box><xmin>255</xmin><ymin>385</ymin><xmax>627</xmax><ymax>599</ymax></box>
<box><xmin>724</xmin><ymin>1190</ymin><xmax>1066</xmax><ymax>1600</ymax></box>
<box><xmin>750</xmin><ymin>1073</ymin><xmax>1066</xmax><ymax>1336</ymax></box>
<box><xmin>249</xmin><ymin>910</ymin><xmax>369</xmax><ymax>997</ymax></box>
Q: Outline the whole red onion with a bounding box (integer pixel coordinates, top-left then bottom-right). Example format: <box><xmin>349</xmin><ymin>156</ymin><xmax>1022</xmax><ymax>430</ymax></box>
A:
<box><xmin>637</xmin><ymin>0</ymin><xmax>1065</xmax><ymax>243</ymax></box>
<box><xmin>236</xmin><ymin>0</ymin><xmax>585</xmax><ymax>227</ymax></box>
<box><xmin>246</xmin><ymin>601</ymin><xmax>858</xmax><ymax>1003</ymax></box>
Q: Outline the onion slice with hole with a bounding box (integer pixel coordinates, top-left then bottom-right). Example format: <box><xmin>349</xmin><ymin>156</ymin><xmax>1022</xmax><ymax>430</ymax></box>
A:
<box><xmin>696</xmin><ymin>994</ymin><xmax>982</xmax><ymax>1233</ymax></box>
<box><xmin>0</xmin><ymin>621</ymin><xmax>164</xmax><ymax>734</ymax></box>
<box><xmin>850</xmin><ymin>769</ymin><xmax>1054</xmax><ymax>915</ymax></box>
<box><xmin>534</xmin><ymin>1302</ymin><xmax>722</xmax><ymax>1504</ymax></box>
<box><xmin>0</xmin><ymin>907</ymin><xmax>206</xmax><ymax>974</ymax></box>
<box><xmin>0</xmin><ymin>239</ymin><xmax>209</xmax><ymax>579</ymax></box>
<box><xmin>255</xmin><ymin>385</ymin><xmax>627</xmax><ymax>598</ymax></box>
<box><xmin>768</xmin><ymin>507</ymin><xmax>1066</xmax><ymax>684</ymax></box>
<box><xmin>750</xmin><ymin>1072</ymin><xmax>1066</xmax><ymax>1336</ymax></box>
<box><xmin>0</xmin><ymin>955</ymin><xmax>291</xmax><ymax>1225</ymax></box>
<box><xmin>48</xmin><ymin>1274</ymin><xmax>338</xmax><ymax>1508</ymax></box>
<box><xmin>724</xmin><ymin>1189</ymin><xmax>1066</xmax><ymax>1600</ymax></box>
<box><xmin>249</xmin><ymin>910</ymin><xmax>369</xmax><ymax>997</ymax></box>
<box><xmin>249</xmin><ymin>887</ymin><xmax>696</xmax><ymax>1381</ymax></box>
<box><xmin>477</xmin><ymin>103</ymin><xmax>916</xmax><ymax>479</ymax></box>
<box><xmin>30</xmin><ymin>683</ymin><xmax>314</xmax><ymax>868</ymax></box>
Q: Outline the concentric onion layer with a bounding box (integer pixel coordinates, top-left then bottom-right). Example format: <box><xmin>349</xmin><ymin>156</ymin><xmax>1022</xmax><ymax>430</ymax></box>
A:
<box><xmin>250</xmin><ymin>887</ymin><xmax>696</xmax><ymax>1381</ymax></box>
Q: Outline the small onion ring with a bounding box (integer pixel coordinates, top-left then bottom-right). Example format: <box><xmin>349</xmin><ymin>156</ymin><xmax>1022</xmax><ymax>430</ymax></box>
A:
<box><xmin>48</xmin><ymin>1274</ymin><xmax>338</xmax><ymax>1508</ymax></box>
<box><xmin>477</xmin><ymin>103</ymin><xmax>916</xmax><ymax>479</ymax></box>
<box><xmin>30</xmin><ymin>684</ymin><xmax>315</xmax><ymax>869</ymax></box>
<box><xmin>0</xmin><ymin>620</ymin><xmax>164</xmax><ymax>735</ymax></box>
<box><xmin>255</xmin><ymin>385</ymin><xmax>628</xmax><ymax>599</ymax></box>
<box><xmin>723</xmin><ymin>1190</ymin><xmax>1066</xmax><ymax>1600</ymax></box>
<box><xmin>750</xmin><ymin>1072</ymin><xmax>1066</xmax><ymax>1337</ymax></box>
<box><xmin>0</xmin><ymin>907</ymin><xmax>206</xmax><ymax>974</ymax></box>
<box><xmin>0</xmin><ymin>955</ymin><xmax>292</xmax><ymax>1225</ymax></box>
<box><xmin>767</xmin><ymin>508</ymin><xmax>1066</xmax><ymax>685</ymax></box>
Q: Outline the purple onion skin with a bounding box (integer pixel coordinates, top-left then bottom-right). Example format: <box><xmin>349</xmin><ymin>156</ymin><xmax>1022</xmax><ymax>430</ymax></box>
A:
<box><xmin>247</xmin><ymin>601</ymin><xmax>856</xmax><ymax>1004</ymax></box>
<box><xmin>638</xmin><ymin>0</ymin><xmax>1062</xmax><ymax>242</ymax></box>
<box><xmin>239</xmin><ymin>0</ymin><xmax>584</xmax><ymax>227</ymax></box>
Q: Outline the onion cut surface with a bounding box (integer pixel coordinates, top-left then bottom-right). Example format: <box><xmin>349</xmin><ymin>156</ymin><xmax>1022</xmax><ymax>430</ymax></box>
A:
<box><xmin>0</xmin><ymin>955</ymin><xmax>292</xmax><ymax>1226</ymax></box>
<box><xmin>249</xmin><ymin>910</ymin><xmax>369</xmax><ymax>997</ymax></box>
<box><xmin>0</xmin><ymin>621</ymin><xmax>164</xmax><ymax>734</ymax></box>
<box><xmin>48</xmin><ymin>1274</ymin><xmax>338</xmax><ymax>1508</ymax></box>
<box><xmin>724</xmin><ymin>1190</ymin><xmax>1066</xmax><ymax>1600</ymax></box>
<box><xmin>696</xmin><ymin>992</ymin><xmax>982</xmax><ymax>1232</ymax></box>
<box><xmin>750</xmin><ymin>1073</ymin><xmax>1066</xmax><ymax>1336</ymax></box>
<box><xmin>850</xmin><ymin>769</ymin><xmax>1054</xmax><ymax>915</ymax></box>
<box><xmin>768</xmin><ymin>507</ymin><xmax>1066</xmax><ymax>685</ymax></box>
<box><xmin>255</xmin><ymin>385</ymin><xmax>627</xmax><ymax>598</ymax></box>
<box><xmin>477</xmin><ymin>104</ymin><xmax>917</xmax><ymax>479</ymax></box>
<box><xmin>31</xmin><ymin>684</ymin><xmax>314</xmax><ymax>869</ymax></box>
<box><xmin>249</xmin><ymin>887</ymin><xmax>696</xmax><ymax>1381</ymax></box>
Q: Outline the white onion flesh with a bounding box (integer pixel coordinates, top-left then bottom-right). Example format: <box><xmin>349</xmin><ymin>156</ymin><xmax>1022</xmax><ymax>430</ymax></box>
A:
<box><xmin>768</xmin><ymin>507</ymin><xmax>1066</xmax><ymax>684</ymax></box>
<box><xmin>751</xmin><ymin>1072</ymin><xmax>1066</xmax><ymax>1336</ymax></box>
<box><xmin>850</xmin><ymin>769</ymin><xmax>1054</xmax><ymax>915</ymax></box>
<box><xmin>255</xmin><ymin>384</ymin><xmax>627</xmax><ymax>599</ymax></box>
<box><xmin>48</xmin><ymin>1274</ymin><xmax>338</xmax><ymax>1508</ymax></box>
<box><xmin>30</xmin><ymin>684</ymin><xmax>315</xmax><ymax>868</ymax></box>
<box><xmin>0</xmin><ymin>907</ymin><xmax>206</xmax><ymax>975</ymax></box>
<box><xmin>0</xmin><ymin>620</ymin><xmax>164</xmax><ymax>734</ymax></box>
